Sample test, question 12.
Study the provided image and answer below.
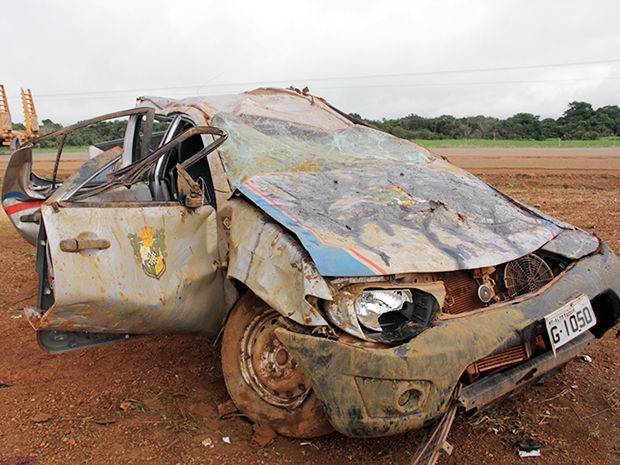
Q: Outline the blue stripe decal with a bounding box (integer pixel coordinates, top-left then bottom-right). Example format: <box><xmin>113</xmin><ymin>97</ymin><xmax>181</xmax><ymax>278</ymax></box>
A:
<box><xmin>238</xmin><ymin>184</ymin><xmax>377</xmax><ymax>277</ymax></box>
<box><xmin>2</xmin><ymin>191</ymin><xmax>30</xmax><ymax>202</ymax></box>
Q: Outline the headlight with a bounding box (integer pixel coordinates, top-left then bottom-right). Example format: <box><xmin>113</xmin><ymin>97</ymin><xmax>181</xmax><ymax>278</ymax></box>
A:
<box><xmin>325</xmin><ymin>285</ymin><xmax>442</xmax><ymax>344</ymax></box>
<box><xmin>355</xmin><ymin>289</ymin><xmax>412</xmax><ymax>331</ymax></box>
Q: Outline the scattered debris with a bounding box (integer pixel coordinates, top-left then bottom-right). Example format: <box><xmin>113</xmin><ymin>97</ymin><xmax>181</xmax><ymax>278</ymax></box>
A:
<box><xmin>581</xmin><ymin>355</ymin><xmax>593</xmax><ymax>363</ymax></box>
<box><xmin>252</xmin><ymin>422</ymin><xmax>277</xmax><ymax>447</ymax></box>
<box><xmin>31</xmin><ymin>412</ymin><xmax>52</xmax><ymax>423</ymax></box>
<box><xmin>217</xmin><ymin>399</ymin><xmax>238</xmax><ymax>419</ymax></box>
<box><xmin>119</xmin><ymin>399</ymin><xmax>146</xmax><ymax>412</ymax></box>
<box><xmin>0</xmin><ymin>382</ymin><xmax>11</xmax><ymax>388</ymax></box>
<box><xmin>10</xmin><ymin>314</ymin><xmax>22</xmax><ymax>319</ymax></box>
<box><xmin>119</xmin><ymin>401</ymin><xmax>132</xmax><ymax>411</ymax></box>
<box><xmin>411</xmin><ymin>402</ymin><xmax>457</xmax><ymax>465</ymax></box>
<box><xmin>222</xmin><ymin>436</ymin><xmax>231</xmax><ymax>444</ymax></box>
<box><xmin>517</xmin><ymin>438</ymin><xmax>542</xmax><ymax>457</ymax></box>
<box><xmin>300</xmin><ymin>441</ymin><xmax>319</xmax><ymax>449</ymax></box>
<box><xmin>604</xmin><ymin>388</ymin><xmax>619</xmax><ymax>410</ymax></box>
<box><xmin>201</xmin><ymin>437</ymin><xmax>214</xmax><ymax>448</ymax></box>
<box><xmin>94</xmin><ymin>418</ymin><xmax>116</xmax><ymax>425</ymax></box>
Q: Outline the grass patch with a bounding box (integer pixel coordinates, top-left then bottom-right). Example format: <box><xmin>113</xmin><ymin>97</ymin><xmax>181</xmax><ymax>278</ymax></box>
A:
<box><xmin>3</xmin><ymin>138</ymin><xmax>619</xmax><ymax>155</ymax></box>
<box><xmin>33</xmin><ymin>146</ymin><xmax>89</xmax><ymax>153</ymax></box>
<box><xmin>0</xmin><ymin>146</ymin><xmax>89</xmax><ymax>155</ymax></box>
<box><xmin>415</xmin><ymin>138</ymin><xmax>620</xmax><ymax>148</ymax></box>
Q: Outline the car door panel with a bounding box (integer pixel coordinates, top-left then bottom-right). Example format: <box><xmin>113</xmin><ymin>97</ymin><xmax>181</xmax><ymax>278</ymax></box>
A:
<box><xmin>33</xmin><ymin>202</ymin><xmax>226</xmax><ymax>336</ymax></box>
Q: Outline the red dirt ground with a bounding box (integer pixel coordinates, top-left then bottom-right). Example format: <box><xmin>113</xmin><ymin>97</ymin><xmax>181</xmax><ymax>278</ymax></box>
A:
<box><xmin>0</xmin><ymin>150</ymin><xmax>618</xmax><ymax>465</ymax></box>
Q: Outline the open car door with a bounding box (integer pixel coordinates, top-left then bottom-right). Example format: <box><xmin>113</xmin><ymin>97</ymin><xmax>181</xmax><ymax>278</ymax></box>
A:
<box><xmin>2</xmin><ymin>108</ymin><xmax>157</xmax><ymax>245</ymax></box>
<box><xmin>28</xmin><ymin>125</ymin><xmax>229</xmax><ymax>353</ymax></box>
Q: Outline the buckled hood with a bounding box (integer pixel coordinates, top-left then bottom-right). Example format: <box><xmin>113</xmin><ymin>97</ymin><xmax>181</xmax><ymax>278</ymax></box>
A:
<box><xmin>238</xmin><ymin>158</ymin><xmax>562</xmax><ymax>277</ymax></box>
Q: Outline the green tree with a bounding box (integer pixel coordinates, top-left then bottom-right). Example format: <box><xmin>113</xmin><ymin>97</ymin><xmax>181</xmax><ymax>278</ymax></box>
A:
<box><xmin>431</xmin><ymin>115</ymin><xmax>461</xmax><ymax>138</ymax></box>
<box><xmin>354</xmin><ymin>100</ymin><xmax>615</xmax><ymax>142</ymax></box>
<box><xmin>39</xmin><ymin>119</ymin><xmax>64</xmax><ymax>148</ymax></box>
<box><xmin>541</xmin><ymin>118</ymin><xmax>559</xmax><ymax>139</ymax></box>
<box><xmin>498</xmin><ymin>113</ymin><xmax>542</xmax><ymax>139</ymax></box>
<box><xmin>558</xmin><ymin>101</ymin><xmax>598</xmax><ymax>139</ymax></box>
<box><xmin>592</xmin><ymin>105</ymin><xmax>620</xmax><ymax>136</ymax></box>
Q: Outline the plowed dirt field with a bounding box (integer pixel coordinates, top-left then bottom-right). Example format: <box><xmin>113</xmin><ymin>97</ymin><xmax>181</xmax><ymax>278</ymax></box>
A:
<box><xmin>0</xmin><ymin>148</ymin><xmax>618</xmax><ymax>465</ymax></box>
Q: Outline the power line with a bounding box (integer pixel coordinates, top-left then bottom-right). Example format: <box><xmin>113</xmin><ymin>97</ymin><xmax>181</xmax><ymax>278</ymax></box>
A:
<box><xmin>313</xmin><ymin>76</ymin><xmax>620</xmax><ymax>91</ymax></box>
<box><xmin>7</xmin><ymin>75</ymin><xmax>617</xmax><ymax>104</ymax></box>
<box><xmin>10</xmin><ymin>57</ymin><xmax>620</xmax><ymax>100</ymax></box>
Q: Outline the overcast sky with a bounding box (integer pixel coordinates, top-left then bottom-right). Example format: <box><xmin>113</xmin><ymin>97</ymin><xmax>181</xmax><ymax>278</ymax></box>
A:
<box><xmin>2</xmin><ymin>0</ymin><xmax>619</xmax><ymax>124</ymax></box>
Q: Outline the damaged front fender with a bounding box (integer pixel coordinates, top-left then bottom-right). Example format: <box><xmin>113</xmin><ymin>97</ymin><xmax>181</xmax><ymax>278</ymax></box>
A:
<box><xmin>227</xmin><ymin>199</ymin><xmax>331</xmax><ymax>326</ymax></box>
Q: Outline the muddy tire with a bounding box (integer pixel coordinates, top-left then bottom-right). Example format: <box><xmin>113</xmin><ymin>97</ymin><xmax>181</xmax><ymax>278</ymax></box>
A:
<box><xmin>221</xmin><ymin>293</ymin><xmax>333</xmax><ymax>438</ymax></box>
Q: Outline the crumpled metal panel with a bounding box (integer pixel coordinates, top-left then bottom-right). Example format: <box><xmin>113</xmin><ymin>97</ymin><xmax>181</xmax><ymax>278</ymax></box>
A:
<box><xmin>33</xmin><ymin>203</ymin><xmax>227</xmax><ymax>336</ymax></box>
<box><xmin>227</xmin><ymin>199</ymin><xmax>331</xmax><ymax>326</ymax></box>
<box><xmin>541</xmin><ymin>228</ymin><xmax>600</xmax><ymax>259</ymax></box>
<box><xmin>238</xmin><ymin>159</ymin><xmax>561</xmax><ymax>276</ymax></box>
<box><xmin>140</xmin><ymin>90</ymin><xmax>569</xmax><ymax>277</ymax></box>
<box><xmin>275</xmin><ymin>244</ymin><xmax>620</xmax><ymax>437</ymax></box>
<box><xmin>1</xmin><ymin>147</ymin><xmax>47</xmax><ymax>245</ymax></box>
<box><xmin>139</xmin><ymin>88</ymin><xmax>353</xmax><ymax>133</ymax></box>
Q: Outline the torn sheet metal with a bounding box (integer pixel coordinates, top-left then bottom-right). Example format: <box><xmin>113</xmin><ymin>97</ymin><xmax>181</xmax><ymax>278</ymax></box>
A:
<box><xmin>139</xmin><ymin>88</ymin><xmax>354</xmax><ymax>133</ymax></box>
<box><xmin>541</xmin><ymin>228</ymin><xmax>600</xmax><ymax>259</ymax></box>
<box><xmin>238</xmin><ymin>160</ymin><xmax>561</xmax><ymax>276</ymax></box>
<box><xmin>2</xmin><ymin>146</ymin><xmax>49</xmax><ymax>245</ymax></box>
<box><xmin>226</xmin><ymin>199</ymin><xmax>331</xmax><ymax>326</ymax></box>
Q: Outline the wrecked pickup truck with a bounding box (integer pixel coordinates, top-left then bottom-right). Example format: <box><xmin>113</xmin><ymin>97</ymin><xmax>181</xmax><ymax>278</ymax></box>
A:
<box><xmin>2</xmin><ymin>88</ymin><xmax>619</xmax><ymax>442</ymax></box>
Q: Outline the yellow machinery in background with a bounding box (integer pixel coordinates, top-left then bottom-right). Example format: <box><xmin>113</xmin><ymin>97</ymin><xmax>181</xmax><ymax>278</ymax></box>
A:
<box><xmin>0</xmin><ymin>84</ymin><xmax>39</xmax><ymax>150</ymax></box>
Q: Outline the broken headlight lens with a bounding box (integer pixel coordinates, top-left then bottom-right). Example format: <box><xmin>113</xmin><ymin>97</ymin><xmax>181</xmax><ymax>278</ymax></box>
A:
<box><xmin>325</xmin><ymin>287</ymin><xmax>438</xmax><ymax>344</ymax></box>
<box><xmin>355</xmin><ymin>289</ymin><xmax>413</xmax><ymax>332</ymax></box>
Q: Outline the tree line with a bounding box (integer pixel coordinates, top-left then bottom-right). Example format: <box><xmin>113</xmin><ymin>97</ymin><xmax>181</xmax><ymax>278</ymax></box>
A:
<box><xmin>12</xmin><ymin>119</ymin><xmax>169</xmax><ymax>148</ymax></box>
<box><xmin>11</xmin><ymin>100</ymin><xmax>620</xmax><ymax>146</ymax></box>
<box><xmin>354</xmin><ymin>101</ymin><xmax>620</xmax><ymax>141</ymax></box>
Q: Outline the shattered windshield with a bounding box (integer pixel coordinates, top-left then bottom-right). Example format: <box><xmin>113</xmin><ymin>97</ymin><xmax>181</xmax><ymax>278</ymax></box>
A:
<box><xmin>213</xmin><ymin>113</ymin><xmax>432</xmax><ymax>187</ymax></box>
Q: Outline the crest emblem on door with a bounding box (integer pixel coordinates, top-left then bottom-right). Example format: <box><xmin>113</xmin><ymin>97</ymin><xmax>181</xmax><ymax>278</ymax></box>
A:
<box><xmin>128</xmin><ymin>226</ymin><xmax>167</xmax><ymax>279</ymax></box>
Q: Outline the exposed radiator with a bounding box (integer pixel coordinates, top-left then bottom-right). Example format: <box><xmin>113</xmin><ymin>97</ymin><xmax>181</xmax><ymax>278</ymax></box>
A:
<box><xmin>465</xmin><ymin>343</ymin><xmax>531</xmax><ymax>382</ymax></box>
<box><xmin>440</xmin><ymin>271</ymin><xmax>481</xmax><ymax>314</ymax></box>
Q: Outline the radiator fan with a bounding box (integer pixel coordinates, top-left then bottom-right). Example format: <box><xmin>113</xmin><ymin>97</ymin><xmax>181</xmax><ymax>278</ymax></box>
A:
<box><xmin>503</xmin><ymin>254</ymin><xmax>553</xmax><ymax>297</ymax></box>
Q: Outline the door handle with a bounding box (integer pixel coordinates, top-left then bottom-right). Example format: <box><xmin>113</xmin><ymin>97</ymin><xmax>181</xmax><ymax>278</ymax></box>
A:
<box><xmin>59</xmin><ymin>238</ymin><xmax>110</xmax><ymax>252</ymax></box>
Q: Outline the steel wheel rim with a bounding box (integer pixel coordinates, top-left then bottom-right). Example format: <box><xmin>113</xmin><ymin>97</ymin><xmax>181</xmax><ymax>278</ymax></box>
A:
<box><xmin>239</xmin><ymin>311</ymin><xmax>311</xmax><ymax>409</ymax></box>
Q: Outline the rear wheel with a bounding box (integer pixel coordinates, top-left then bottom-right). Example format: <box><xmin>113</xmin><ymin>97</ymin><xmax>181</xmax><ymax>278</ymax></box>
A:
<box><xmin>221</xmin><ymin>293</ymin><xmax>333</xmax><ymax>438</ymax></box>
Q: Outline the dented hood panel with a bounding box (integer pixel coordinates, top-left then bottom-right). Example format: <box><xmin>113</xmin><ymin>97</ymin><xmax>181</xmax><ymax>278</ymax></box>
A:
<box><xmin>238</xmin><ymin>158</ymin><xmax>562</xmax><ymax>277</ymax></box>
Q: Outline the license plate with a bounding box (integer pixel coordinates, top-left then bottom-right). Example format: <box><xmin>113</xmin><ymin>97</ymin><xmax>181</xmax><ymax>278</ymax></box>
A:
<box><xmin>545</xmin><ymin>294</ymin><xmax>596</xmax><ymax>353</ymax></box>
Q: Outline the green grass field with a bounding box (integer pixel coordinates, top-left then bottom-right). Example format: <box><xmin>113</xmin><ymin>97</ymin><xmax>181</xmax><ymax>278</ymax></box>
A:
<box><xmin>2</xmin><ymin>139</ymin><xmax>619</xmax><ymax>156</ymax></box>
<box><xmin>414</xmin><ymin>138</ymin><xmax>620</xmax><ymax>148</ymax></box>
<box><xmin>0</xmin><ymin>146</ymin><xmax>89</xmax><ymax>155</ymax></box>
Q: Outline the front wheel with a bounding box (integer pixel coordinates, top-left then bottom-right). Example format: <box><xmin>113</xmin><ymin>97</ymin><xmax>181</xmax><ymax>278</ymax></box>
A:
<box><xmin>221</xmin><ymin>293</ymin><xmax>333</xmax><ymax>438</ymax></box>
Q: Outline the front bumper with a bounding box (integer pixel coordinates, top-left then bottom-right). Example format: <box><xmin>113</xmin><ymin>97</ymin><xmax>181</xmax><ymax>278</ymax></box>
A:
<box><xmin>276</xmin><ymin>245</ymin><xmax>620</xmax><ymax>437</ymax></box>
